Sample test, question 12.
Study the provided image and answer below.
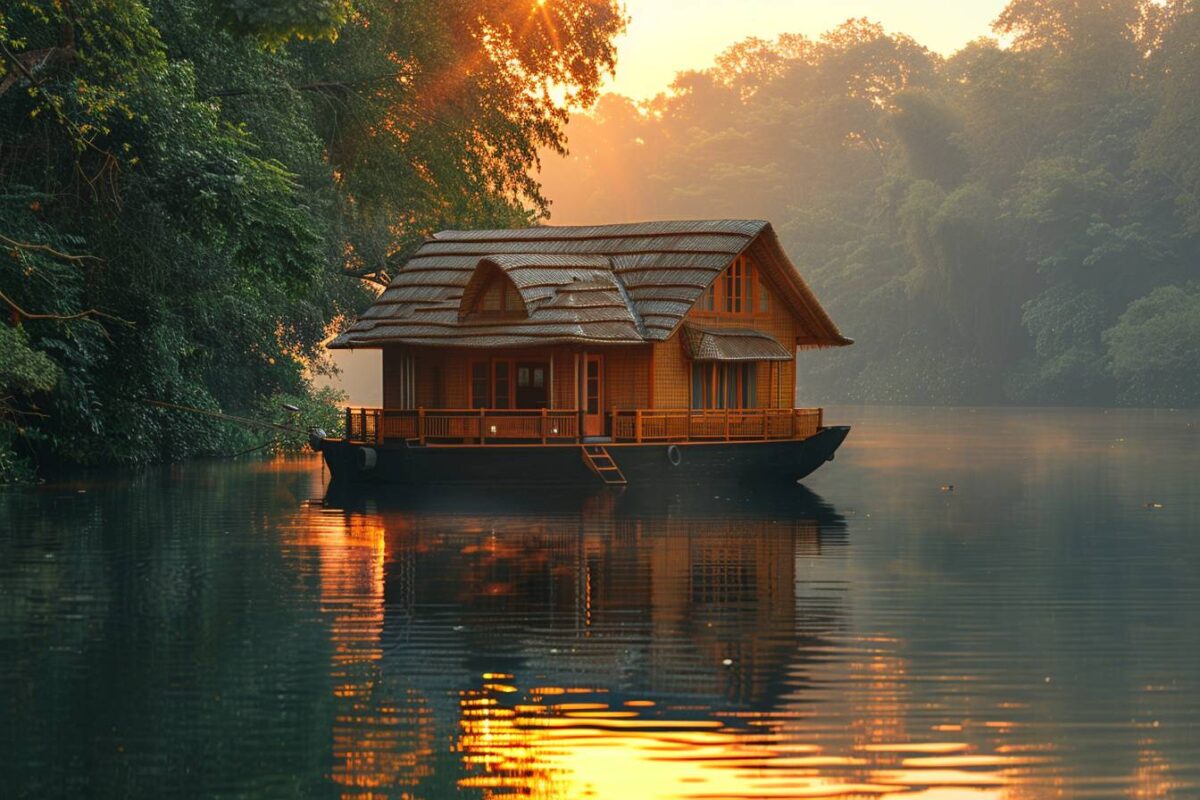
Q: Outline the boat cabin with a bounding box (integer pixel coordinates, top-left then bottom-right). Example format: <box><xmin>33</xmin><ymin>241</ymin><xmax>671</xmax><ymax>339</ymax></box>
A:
<box><xmin>330</xmin><ymin>220</ymin><xmax>851</xmax><ymax>447</ymax></box>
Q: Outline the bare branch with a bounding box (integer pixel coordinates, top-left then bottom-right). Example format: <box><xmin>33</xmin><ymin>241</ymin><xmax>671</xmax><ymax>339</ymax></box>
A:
<box><xmin>340</xmin><ymin>264</ymin><xmax>391</xmax><ymax>286</ymax></box>
<box><xmin>1</xmin><ymin>232</ymin><xmax>102</xmax><ymax>264</ymax></box>
<box><xmin>201</xmin><ymin>74</ymin><xmax>404</xmax><ymax>100</ymax></box>
<box><xmin>0</xmin><ymin>288</ymin><xmax>132</xmax><ymax>331</ymax></box>
<box><xmin>0</xmin><ymin>39</ymin><xmax>76</xmax><ymax>98</ymax></box>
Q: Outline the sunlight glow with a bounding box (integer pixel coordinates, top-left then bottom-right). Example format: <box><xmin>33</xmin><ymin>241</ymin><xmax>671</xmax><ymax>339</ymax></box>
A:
<box><xmin>606</xmin><ymin>0</ymin><xmax>1010</xmax><ymax>99</ymax></box>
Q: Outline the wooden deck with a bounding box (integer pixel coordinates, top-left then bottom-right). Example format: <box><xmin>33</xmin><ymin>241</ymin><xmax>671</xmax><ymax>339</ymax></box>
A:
<box><xmin>343</xmin><ymin>407</ymin><xmax>824</xmax><ymax>446</ymax></box>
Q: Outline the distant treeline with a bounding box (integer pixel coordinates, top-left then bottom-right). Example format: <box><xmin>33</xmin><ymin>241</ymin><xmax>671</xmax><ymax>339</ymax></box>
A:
<box><xmin>540</xmin><ymin>1</ymin><xmax>1200</xmax><ymax>407</ymax></box>
<box><xmin>0</xmin><ymin>0</ymin><xmax>623</xmax><ymax>479</ymax></box>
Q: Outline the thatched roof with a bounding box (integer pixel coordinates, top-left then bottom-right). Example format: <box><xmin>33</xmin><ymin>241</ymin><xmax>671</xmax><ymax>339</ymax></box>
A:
<box><xmin>681</xmin><ymin>324</ymin><xmax>793</xmax><ymax>362</ymax></box>
<box><xmin>329</xmin><ymin>220</ymin><xmax>851</xmax><ymax>349</ymax></box>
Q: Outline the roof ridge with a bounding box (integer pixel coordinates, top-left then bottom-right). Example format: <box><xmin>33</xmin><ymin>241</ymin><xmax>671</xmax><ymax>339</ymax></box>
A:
<box><xmin>432</xmin><ymin>219</ymin><xmax>768</xmax><ymax>242</ymax></box>
<box><xmin>608</xmin><ymin>269</ymin><xmax>646</xmax><ymax>340</ymax></box>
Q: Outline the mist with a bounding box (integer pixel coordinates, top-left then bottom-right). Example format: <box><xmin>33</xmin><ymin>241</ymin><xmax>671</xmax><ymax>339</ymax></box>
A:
<box><xmin>537</xmin><ymin>7</ymin><xmax>1200</xmax><ymax>407</ymax></box>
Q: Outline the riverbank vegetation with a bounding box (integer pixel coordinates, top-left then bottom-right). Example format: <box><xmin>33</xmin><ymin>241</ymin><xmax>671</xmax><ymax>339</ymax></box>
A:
<box><xmin>0</xmin><ymin>0</ymin><xmax>623</xmax><ymax>479</ymax></box>
<box><xmin>540</xmin><ymin>0</ymin><xmax>1200</xmax><ymax>407</ymax></box>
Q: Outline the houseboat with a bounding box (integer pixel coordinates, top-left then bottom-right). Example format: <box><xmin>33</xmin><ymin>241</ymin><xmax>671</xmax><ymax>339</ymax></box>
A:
<box><xmin>318</xmin><ymin>219</ymin><xmax>852</xmax><ymax>487</ymax></box>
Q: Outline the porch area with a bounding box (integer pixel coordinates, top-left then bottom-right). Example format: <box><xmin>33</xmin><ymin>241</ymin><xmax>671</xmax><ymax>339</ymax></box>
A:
<box><xmin>343</xmin><ymin>407</ymin><xmax>825</xmax><ymax>446</ymax></box>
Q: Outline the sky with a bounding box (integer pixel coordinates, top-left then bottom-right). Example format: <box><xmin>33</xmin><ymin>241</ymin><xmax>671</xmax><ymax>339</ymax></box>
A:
<box><xmin>604</xmin><ymin>0</ymin><xmax>1011</xmax><ymax>99</ymax></box>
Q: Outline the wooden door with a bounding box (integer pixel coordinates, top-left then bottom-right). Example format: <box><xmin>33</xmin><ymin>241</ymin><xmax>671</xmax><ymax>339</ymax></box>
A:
<box><xmin>515</xmin><ymin>362</ymin><xmax>549</xmax><ymax>408</ymax></box>
<box><xmin>584</xmin><ymin>354</ymin><xmax>604</xmax><ymax>437</ymax></box>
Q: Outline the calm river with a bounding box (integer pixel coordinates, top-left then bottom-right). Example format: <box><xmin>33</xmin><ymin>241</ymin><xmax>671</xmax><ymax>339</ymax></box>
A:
<box><xmin>2</xmin><ymin>407</ymin><xmax>1198</xmax><ymax>798</ymax></box>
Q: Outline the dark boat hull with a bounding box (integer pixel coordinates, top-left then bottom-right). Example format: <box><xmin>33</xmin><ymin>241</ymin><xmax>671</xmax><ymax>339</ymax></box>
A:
<box><xmin>320</xmin><ymin>426</ymin><xmax>849</xmax><ymax>488</ymax></box>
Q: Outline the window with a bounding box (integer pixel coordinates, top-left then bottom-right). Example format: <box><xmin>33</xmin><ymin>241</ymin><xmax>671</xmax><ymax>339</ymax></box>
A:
<box><xmin>470</xmin><ymin>358</ymin><xmax>534</xmax><ymax>409</ymax></box>
<box><xmin>723</xmin><ymin>257</ymin><xmax>747</xmax><ymax>313</ymax></box>
<box><xmin>691</xmin><ymin>363</ymin><xmax>757</xmax><ymax>409</ymax></box>
<box><xmin>471</xmin><ymin>275</ymin><xmax>523</xmax><ymax>316</ymax></box>
<box><xmin>697</xmin><ymin>255</ymin><xmax>768</xmax><ymax>317</ymax></box>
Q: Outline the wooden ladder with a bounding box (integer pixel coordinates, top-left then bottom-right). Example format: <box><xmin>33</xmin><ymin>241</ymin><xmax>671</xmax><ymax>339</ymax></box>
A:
<box><xmin>581</xmin><ymin>445</ymin><xmax>627</xmax><ymax>486</ymax></box>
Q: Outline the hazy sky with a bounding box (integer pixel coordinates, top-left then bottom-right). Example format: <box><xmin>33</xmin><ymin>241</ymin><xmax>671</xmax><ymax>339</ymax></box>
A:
<box><xmin>606</xmin><ymin>0</ymin><xmax>1010</xmax><ymax>99</ymax></box>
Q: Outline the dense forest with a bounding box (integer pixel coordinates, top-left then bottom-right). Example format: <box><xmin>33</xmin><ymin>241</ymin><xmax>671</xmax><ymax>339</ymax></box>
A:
<box><xmin>0</xmin><ymin>0</ymin><xmax>623</xmax><ymax>479</ymax></box>
<box><xmin>540</xmin><ymin>0</ymin><xmax>1200</xmax><ymax>408</ymax></box>
<box><xmin>3</xmin><ymin>1</ymin><xmax>1200</xmax><ymax>481</ymax></box>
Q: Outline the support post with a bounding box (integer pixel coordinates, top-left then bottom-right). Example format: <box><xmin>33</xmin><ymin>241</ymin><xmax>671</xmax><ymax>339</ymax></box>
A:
<box><xmin>418</xmin><ymin>407</ymin><xmax>425</xmax><ymax>445</ymax></box>
<box><xmin>724</xmin><ymin>407</ymin><xmax>730</xmax><ymax>441</ymax></box>
<box><xmin>635</xmin><ymin>409</ymin><xmax>642</xmax><ymax>443</ymax></box>
<box><xmin>479</xmin><ymin>407</ymin><xmax>486</xmax><ymax>445</ymax></box>
<box><xmin>541</xmin><ymin>407</ymin><xmax>548</xmax><ymax>444</ymax></box>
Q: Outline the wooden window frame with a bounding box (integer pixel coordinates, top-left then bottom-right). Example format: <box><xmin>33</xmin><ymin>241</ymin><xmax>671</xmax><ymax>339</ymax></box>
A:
<box><xmin>690</xmin><ymin>362</ymin><xmax>758</xmax><ymax>410</ymax></box>
<box><xmin>696</xmin><ymin>255</ymin><xmax>770</xmax><ymax>319</ymax></box>
<box><xmin>468</xmin><ymin>357</ymin><xmax>517</xmax><ymax>409</ymax></box>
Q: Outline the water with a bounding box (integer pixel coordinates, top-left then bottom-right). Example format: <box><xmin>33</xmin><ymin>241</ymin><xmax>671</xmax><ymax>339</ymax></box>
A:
<box><xmin>2</xmin><ymin>407</ymin><xmax>1198</xmax><ymax>798</ymax></box>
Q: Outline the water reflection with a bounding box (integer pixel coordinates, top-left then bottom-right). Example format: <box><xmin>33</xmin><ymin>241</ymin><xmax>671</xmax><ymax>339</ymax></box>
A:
<box><xmin>298</xmin><ymin>485</ymin><xmax>1047</xmax><ymax>798</ymax></box>
<box><xmin>2</xmin><ymin>408</ymin><xmax>1197</xmax><ymax>798</ymax></box>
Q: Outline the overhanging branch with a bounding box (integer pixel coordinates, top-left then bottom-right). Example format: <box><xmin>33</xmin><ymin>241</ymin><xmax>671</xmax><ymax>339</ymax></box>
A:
<box><xmin>1</xmin><ymin>232</ymin><xmax>102</xmax><ymax>264</ymax></box>
<box><xmin>1</xmin><ymin>288</ymin><xmax>132</xmax><ymax>330</ymax></box>
<box><xmin>202</xmin><ymin>74</ymin><xmax>404</xmax><ymax>100</ymax></box>
<box><xmin>341</xmin><ymin>264</ymin><xmax>391</xmax><ymax>287</ymax></box>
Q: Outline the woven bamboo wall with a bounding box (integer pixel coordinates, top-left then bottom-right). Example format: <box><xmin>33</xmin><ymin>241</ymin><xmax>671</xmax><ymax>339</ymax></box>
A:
<box><xmin>651</xmin><ymin>335</ymin><xmax>690</xmax><ymax>408</ymax></box>
<box><xmin>651</xmin><ymin>253</ymin><xmax>798</xmax><ymax>409</ymax></box>
<box><xmin>599</xmin><ymin>345</ymin><xmax>651</xmax><ymax>410</ymax></box>
<box><xmin>550</xmin><ymin>349</ymin><xmax>570</xmax><ymax>409</ymax></box>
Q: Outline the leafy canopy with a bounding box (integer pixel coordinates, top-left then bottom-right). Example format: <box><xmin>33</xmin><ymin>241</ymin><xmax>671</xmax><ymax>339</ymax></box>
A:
<box><xmin>0</xmin><ymin>0</ymin><xmax>624</xmax><ymax>478</ymax></box>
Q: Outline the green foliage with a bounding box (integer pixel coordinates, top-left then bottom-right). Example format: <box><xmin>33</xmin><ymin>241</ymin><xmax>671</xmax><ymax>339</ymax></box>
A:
<box><xmin>889</xmin><ymin>90</ymin><xmax>969</xmax><ymax>188</ymax></box>
<box><xmin>259</xmin><ymin>385</ymin><xmax>347</xmax><ymax>454</ymax></box>
<box><xmin>1104</xmin><ymin>284</ymin><xmax>1200</xmax><ymax>407</ymax></box>
<box><xmin>0</xmin><ymin>324</ymin><xmax>59</xmax><ymax>395</ymax></box>
<box><xmin>1008</xmin><ymin>283</ymin><xmax>1110</xmax><ymax>403</ymax></box>
<box><xmin>540</xmin><ymin>1</ymin><xmax>1200</xmax><ymax>407</ymax></box>
<box><xmin>208</xmin><ymin>0</ymin><xmax>352</xmax><ymax>44</ymax></box>
<box><xmin>1139</xmin><ymin>3</ymin><xmax>1200</xmax><ymax>233</ymax></box>
<box><xmin>0</xmin><ymin>0</ymin><xmax>623</xmax><ymax>479</ymax></box>
<box><xmin>0</xmin><ymin>325</ymin><xmax>59</xmax><ymax>482</ymax></box>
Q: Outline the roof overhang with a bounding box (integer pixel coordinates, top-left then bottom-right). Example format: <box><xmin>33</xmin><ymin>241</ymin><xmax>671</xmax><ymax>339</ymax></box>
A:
<box><xmin>681</xmin><ymin>324</ymin><xmax>792</xmax><ymax>362</ymax></box>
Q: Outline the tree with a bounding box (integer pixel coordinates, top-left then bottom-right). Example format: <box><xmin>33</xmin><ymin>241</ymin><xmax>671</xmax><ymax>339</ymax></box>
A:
<box><xmin>1105</xmin><ymin>284</ymin><xmax>1200</xmax><ymax>406</ymax></box>
<box><xmin>0</xmin><ymin>0</ymin><xmax>624</xmax><ymax>478</ymax></box>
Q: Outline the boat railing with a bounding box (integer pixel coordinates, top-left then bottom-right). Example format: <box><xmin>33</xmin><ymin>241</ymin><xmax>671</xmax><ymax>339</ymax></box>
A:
<box><xmin>345</xmin><ymin>407</ymin><xmax>582</xmax><ymax>445</ymax></box>
<box><xmin>610</xmin><ymin>408</ymin><xmax>822</xmax><ymax>442</ymax></box>
<box><xmin>344</xmin><ymin>407</ymin><xmax>823</xmax><ymax>446</ymax></box>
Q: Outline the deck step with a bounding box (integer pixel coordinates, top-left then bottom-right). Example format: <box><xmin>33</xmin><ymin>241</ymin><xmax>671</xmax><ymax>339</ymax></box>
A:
<box><xmin>580</xmin><ymin>445</ymin><xmax>627</xmax><ymax>486</ymax></box>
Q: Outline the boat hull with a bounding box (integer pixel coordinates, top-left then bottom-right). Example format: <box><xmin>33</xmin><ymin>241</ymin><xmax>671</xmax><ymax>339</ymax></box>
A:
<box><xmin>320</xmin><ymin>426</ymin><xmax>849</xmax><ymax>488</ymax></box>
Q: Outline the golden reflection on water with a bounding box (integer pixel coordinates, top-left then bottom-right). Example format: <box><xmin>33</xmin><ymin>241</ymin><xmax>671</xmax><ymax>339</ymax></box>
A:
<box><xmin>451</xmin><ymin>678</ymin><xmax>1052</xmax><ymax>800</ymax></box>
<box><xmin>287</xmin><ymin>508</ymin><xmax>436</xmax><ymax>796</ymax></box>
<box><xmin>283</xmin><ymin>491</ymin><xmax>1055</xmax><ymax>799</ymax></box>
